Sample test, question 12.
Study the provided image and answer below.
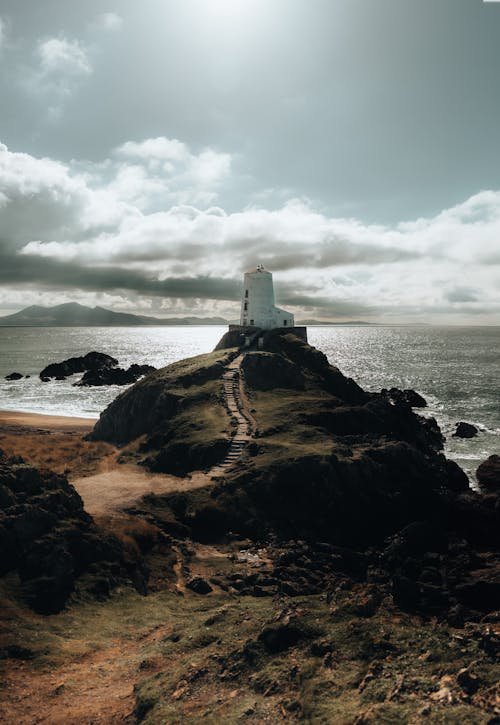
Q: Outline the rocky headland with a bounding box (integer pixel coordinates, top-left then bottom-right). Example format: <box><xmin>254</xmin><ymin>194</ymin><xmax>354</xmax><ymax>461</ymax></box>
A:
<box><xmin>0</xmin><ymin>330</ymin><xmax>498</xmax><ymax>724</ymax></box>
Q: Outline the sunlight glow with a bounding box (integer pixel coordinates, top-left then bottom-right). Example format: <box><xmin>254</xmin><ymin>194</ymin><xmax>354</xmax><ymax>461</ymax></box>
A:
<box><xmin>194</xmin><ymin>0</ymin><xmax>269</xmax><ymax>28</ymax></box>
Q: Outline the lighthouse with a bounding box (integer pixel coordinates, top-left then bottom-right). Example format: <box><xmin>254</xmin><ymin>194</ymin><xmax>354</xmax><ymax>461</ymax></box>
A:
<box><xmin>240</xmin><ymin>265</ymin><xmax>294</xmax><ymax>329</ymax></box>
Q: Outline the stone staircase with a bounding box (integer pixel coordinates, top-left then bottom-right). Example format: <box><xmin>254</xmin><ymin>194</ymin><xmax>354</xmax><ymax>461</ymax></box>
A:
<box><xmin>210</xmin><ymin>354</ymin><xmax>254</xmax><ymax>478</ymax></box>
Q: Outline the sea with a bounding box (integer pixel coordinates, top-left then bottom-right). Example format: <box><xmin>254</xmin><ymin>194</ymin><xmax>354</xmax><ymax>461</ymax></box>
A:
<box><xmin>0</xmin><ymin>325</ymin><xmax>498</xmax><ymax>482</ymax></box>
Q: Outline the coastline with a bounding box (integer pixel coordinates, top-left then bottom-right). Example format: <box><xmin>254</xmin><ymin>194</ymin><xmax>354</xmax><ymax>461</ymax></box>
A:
<box><xmin>0</xmin><ymin>409</ymin><xmax>97</xmax><ymax>430</ymax></box>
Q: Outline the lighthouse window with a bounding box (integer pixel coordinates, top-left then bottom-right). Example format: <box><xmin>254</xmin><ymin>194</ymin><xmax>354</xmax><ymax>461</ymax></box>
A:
<box><xmin>244</xmin><ymin>302</ymin><xmax>248</xmax><ymax>311</ymax></box>
<box><xmin>245</xmin><ymin>290</ymin><xmax>248</xmax><ymax>298</ymax></box>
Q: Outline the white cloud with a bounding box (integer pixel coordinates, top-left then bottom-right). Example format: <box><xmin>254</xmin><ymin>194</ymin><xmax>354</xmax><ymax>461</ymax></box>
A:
<box><xmin>21</xmin><ymin>37</ymin><xmax>93</xmax><ymax>119</ymax></box>
<box><xmin>98</xmin><ymin>13</ymin><xmax>123</xmax><ymax>31</ymax></box>
<box><xmin>38</xmin><ymin>37</ymin><xmax>92</xmax><ymax>76</ymax></box>
<box><xmin>113</xmin><ymin>136</ymin><xmax>232</xmax><ymax>206</ymax></box>
<box><xmin>116</xmin><ymin>137</ymin><xmax>189</xmax><ymax>163</ymax></box>
<box><xmin>1</xmin><ymin>138</ymin><xmax>499</xmax><ymax>321</ymax></box>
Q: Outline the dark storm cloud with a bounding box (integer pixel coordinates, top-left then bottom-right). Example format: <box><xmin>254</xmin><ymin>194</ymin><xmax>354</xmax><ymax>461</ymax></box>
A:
<box><xmin>0</xmin><ymin>249</ymin><xmax>373</xmax><ymax>314</ymax></box>
<box><xmin>0</xmin><ymin>251</ymin><xmax>240</xmax><ymax>301</ymax></box>
<box><xmin>238</xmin><ymin>238</ymin><xmax>420</xmax><ymax>272</ymax></box>
<box><xmin>106</xmin><ymin>237</ymin><xmax>418</xmax><ymax>270</ymax></box>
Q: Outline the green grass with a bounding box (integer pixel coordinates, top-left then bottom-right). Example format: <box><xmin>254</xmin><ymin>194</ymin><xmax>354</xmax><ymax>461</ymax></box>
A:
<box><xmin>1</xmin><ymin>570</ymin><xmax>497</xmax><ymax>724</ymax></box>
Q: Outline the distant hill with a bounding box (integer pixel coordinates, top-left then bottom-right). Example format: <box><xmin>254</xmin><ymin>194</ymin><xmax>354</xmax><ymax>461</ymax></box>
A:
<box><xmin>0</xmin><ymin>303</ymin><xmax>228</xmax><ymax>327</ymax></box>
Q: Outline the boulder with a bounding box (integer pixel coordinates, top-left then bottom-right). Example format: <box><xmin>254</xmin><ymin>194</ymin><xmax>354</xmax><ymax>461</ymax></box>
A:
<box><xmin>0</xmin><ymin>451</ymin><xmax>144</xmax><ymax>613</ymax></box>
<box><xmin>445</xmin><ymin>459</ymin><xmax>470</xmax><ymax>492</ymax></box>
<box><xmin>76</xmin><ymin>363</ymin><xmax>156</xmax><ymax>387</ymax></box>
<box><xmin>186</xmin><ymin>575</ymin><xmax>213</xmax><ymax>594</ymax></box>
<box><xmin>40</xmin><ymin>351</ymin><xmax>118</xmax><ymax>380</ymax></box>
<box><xmin>5</xmin><ymin>372</ymin><xmax>23</xmax><ymax>380</ymax></box>
<box><xmin>453</xmin><ymin>422</ymin><xmax>478</xmax><ymax>439</ymax></box>
<box><xmin>476</xmin><ymin>455</ymin><xmax>500</xmax><ymax>491</ymax></box>
<box><xmin>383</xmin><ymin>388</ymin><xmax>427</xmax><ymax>408</ymax></box>
<box><xmin>258</xmin><ymin>621</ymin><xmax>310</xmax><ymax>653</ymax></box>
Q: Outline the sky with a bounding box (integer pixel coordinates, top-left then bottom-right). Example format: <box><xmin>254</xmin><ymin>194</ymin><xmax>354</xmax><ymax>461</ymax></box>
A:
<box><xmin>0</xmin><ymin>0</ymin><xmax>499</xmax><ymax>323</ymax></box>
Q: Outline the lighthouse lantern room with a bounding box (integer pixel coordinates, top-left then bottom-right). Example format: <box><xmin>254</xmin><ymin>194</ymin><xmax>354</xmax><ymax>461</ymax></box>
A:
<box><xmin>240</xmin><ymin>265</ymin><xmax>294</xmax><ymax>329</ymax></box>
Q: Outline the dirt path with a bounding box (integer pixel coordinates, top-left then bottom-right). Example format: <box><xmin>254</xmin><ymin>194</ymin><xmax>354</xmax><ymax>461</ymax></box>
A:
<box><xmin>72</xmin><ymin>465</ymin><xmax>215</xmax><ymax>517</ymax></box>
<box><xmin>0</xmin><ymin>619</ymin><xmax>175</xmax><ymax>725</ymax></box>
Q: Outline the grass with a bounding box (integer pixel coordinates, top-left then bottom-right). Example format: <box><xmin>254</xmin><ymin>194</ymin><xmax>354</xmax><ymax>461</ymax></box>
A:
<box><xmin>1</xmin><ymin>551</ymin><xmax>498</xmax><ymax>724</ymax></box>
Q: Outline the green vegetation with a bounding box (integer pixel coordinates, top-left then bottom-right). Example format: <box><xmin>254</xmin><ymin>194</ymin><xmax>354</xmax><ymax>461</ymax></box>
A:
<box><xmin>1</xmin><ymin>572</ymin><xmax>497</xmax><ymax>724</ymax></box>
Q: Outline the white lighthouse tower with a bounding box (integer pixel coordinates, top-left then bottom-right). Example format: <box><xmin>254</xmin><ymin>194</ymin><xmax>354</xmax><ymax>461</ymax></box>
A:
<box><xmin>240</xmin><ymin>265</ymin><xmax>294</xmax><ymax>329</ymax></box>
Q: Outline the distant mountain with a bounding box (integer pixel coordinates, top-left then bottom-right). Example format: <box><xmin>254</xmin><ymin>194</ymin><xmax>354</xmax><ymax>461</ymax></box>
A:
<box><xmin>0</xmin><ymin>303</ymin><xmax>228</xmax><ymax>327</ymax></box>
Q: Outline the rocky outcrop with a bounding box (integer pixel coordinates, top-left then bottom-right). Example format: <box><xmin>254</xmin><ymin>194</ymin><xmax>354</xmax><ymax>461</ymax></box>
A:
<box><xmin>39</xmin><ymin>351</ymin><xmax>118</xmax><ymax>380</ymax></box>
<box><xmin>453</xmin><ymin>422</ymin><xmax>478</xmax><ymax>438</ymax></box>
<box><xmin>382</xmin><ymin>387</ymin><xmax>427</xmax><ymax>408</ymax></box>
<box><xmin>131</xmin><ymin>330</ymin><xmax>500</xmax><ymax>622</ymax></box>
<box><xmin>88</xmin><ymin>350</ymin><xmax>236</xmax><ymax>475</ymax></box>
<box><xmin>0</xmin><ymin>450</ymin><xmax>145</xmax><ymax>614</ymax></box>
<box><xmin>476</xmin><ymin>454</ymin><xmax>500</xmax><ymax>491</ymax></box>
<box><xmin>75</xmin><ymin>363</ymin><xmax>156</xmax><ymax>387</ymax></box>
<box><xmin>5</xmin><ymin>372</ymin><xmax>23</xmax><ymax>380</ymax></box>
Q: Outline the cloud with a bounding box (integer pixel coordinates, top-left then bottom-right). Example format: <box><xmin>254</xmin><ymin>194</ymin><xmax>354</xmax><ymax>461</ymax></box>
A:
<box><xmin>445</xmin><ymin>286</ymin><xmax>479</xmax><ymax>303</ymax></box>
<box><xmin>97</xmin><ymin>13</ymin><xmax>123</xmax><ymax>31</ymax></box>
<box><xmin>0</xmin><ymin>17</ymin><xmax>6</xmax><ymax>50</ymax></box>
<box><xmin>38</xmin><ymin>37</ymin><xmax>92</xmax><ymax>76</ymax></box>
<box><xmin>0</xmin><ymin>138</ymin><xmax>499</xmax><ymax>321</ymax></box>
<box><xmin>116</xmin><ymin>137</ymin><xmax>189</xmax><ymax>163</ymax></box>
<box><xmin>0</xmin><ymin>142</ymin><xmax>133</xmax><ymax>247</ymax></box>
<box><xmin>18</xmin><ymin>37</ymin><xmax>94</xmax><ymax>120</ymax></box>
<box><xmin>115</xmin><ymin>137</ymin><xmax>232</xmax><ymax>205</ymax></box>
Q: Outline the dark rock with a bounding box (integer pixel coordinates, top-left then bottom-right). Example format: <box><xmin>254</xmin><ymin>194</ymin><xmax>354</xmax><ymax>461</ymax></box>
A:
<box><xmin>186</xmin><ymin>575</ymin><xmax>213</xmax><ymax>595</ymax></box>
<box><xmin>147</xmin><ymin>438</ymin><xmax>230</xmax><ymax>477</ymax></box>
<box><xmin>5</xmin><ymin>372</ymin><xmax>23</xmax><ymax>380</ymax></box>
<box><xmin>476</xmin><ymin>455</ymin><xmax>500</xmax><ymax>491</ymax></box>
<box><xmin>446</xmin><ymin>459</ymin><xmax>470</xmax><ymax>492</ymax></box>
<box><xmin>0</xmin><ymin>450</ymin><xmax>143</xmax><ymax>613</ymax></box>
<box><xmin>383</xmin><ymin>387</ymin><xmax>427</xmax><ymax>408</ymax></box>
<box><xmin>310</xmin><ymin>639</ymin><xmax>334</xmax><ymax>657</ymax></box>
<box><xmin>391</xmin><ymin>575</ymin><xmax>421</xmax><ymax>610</ymax></box>
<box><xmin>40</xmin><ymin>351</ymin><xmax>118</xmax><ymax>380</ymax></box>
<box><xmin>258</xmin><ymin>621</ymin><xmax>311</xmax><ymax>653</ymax></box>
<box><xmin>76</xmin><ymin>363</ymin><xmax>156</xmax><ymax>387</ymax></box>
<box><xmin>453</xmin><ymin>422</ymin><xmax>479</xmax><ymax>439</ymax></box>
<box><xmin>385</xmin><ymin>521</ymin><xmax>447</xmax><ymax>562</ymax></box>
<box><xmin>456</xmin><ymin>667</ymin><xmax>480</xmax><ymax>695</ymax></box>
<box><xmin>455</xmin><ymin>580</ymin><xmax>500</xmax><ymax>612</ymax></box>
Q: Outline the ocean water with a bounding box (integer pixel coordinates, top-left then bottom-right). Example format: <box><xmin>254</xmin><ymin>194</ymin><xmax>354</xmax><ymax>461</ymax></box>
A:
<box><xmin>0</xmin><ymin>325</ymin><xmax>498</xmax><ymax>480</ymax></box>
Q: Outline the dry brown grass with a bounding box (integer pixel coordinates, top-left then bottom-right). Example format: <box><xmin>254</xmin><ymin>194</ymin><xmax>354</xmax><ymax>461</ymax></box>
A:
<box><xmin>96</xmin><ymin>515</ymin><xmax>162</xmax><ymax>555</ymax></box>
<box><xmin>0</xmin><ymin>426</ymin><xmax>114</xmax><ymax>478</ymax></box>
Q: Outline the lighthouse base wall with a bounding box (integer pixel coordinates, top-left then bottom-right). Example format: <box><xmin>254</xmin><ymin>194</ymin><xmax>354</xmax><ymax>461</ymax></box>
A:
<box><xmin>215</xmin><ymin>325</ymin><xmax>308</xmax><ymax>351</ymax></box>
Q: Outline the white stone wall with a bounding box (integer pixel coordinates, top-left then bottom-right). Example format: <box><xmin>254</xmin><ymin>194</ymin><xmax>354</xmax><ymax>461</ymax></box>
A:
<box><xmin>240</xmin><ymin>267</ymin><xmax>295</xmax><ymax>328</ymax></box>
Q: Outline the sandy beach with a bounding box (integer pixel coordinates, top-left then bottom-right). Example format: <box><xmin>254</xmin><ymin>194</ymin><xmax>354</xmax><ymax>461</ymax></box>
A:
<box><xmin>0</xmin><ymin>409</ymin><xmax>97</xmax><ymax>431</ymax></box>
